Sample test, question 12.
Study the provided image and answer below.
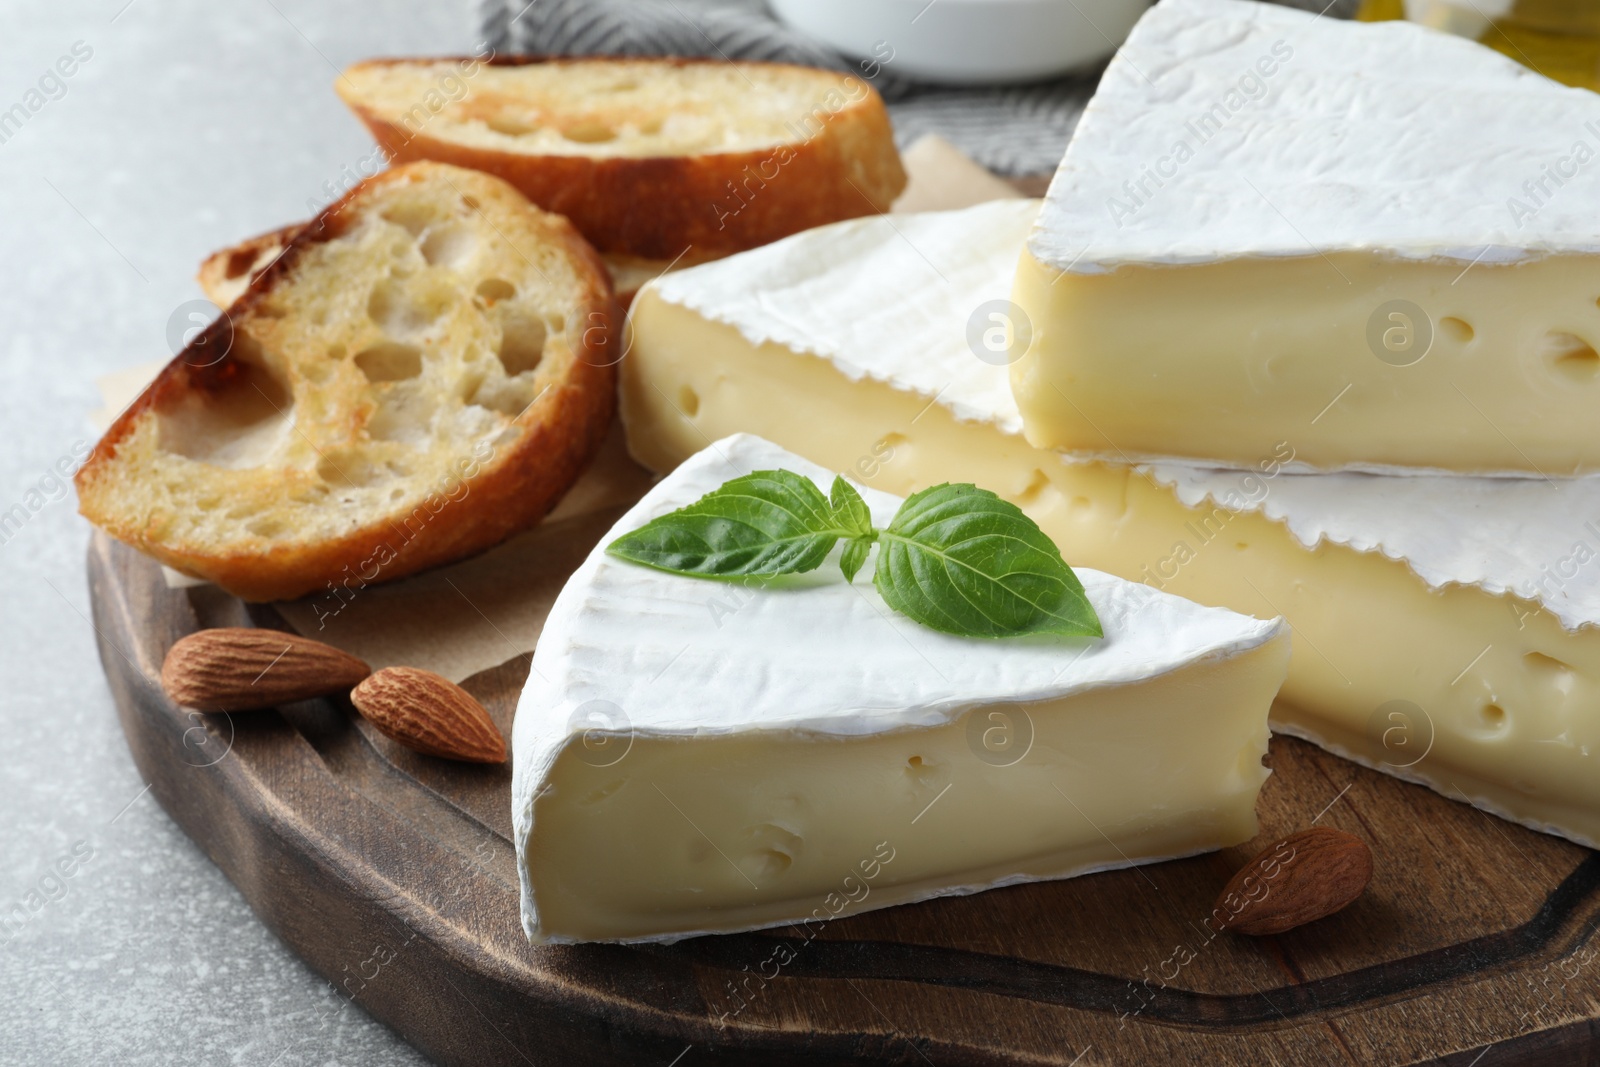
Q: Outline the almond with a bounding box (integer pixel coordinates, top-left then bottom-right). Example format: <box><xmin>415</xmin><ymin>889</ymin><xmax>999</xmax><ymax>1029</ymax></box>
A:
<box><xmin>162</xmin><ymin>628</ymin><xmax>371</xmax><ymax>711</ymax></box>
<box><xmin>1212</xmin><ymin>827</ymin><xmax>1373</xmax><ymax>936</ymax></box>
<box><xmin>350</xmin><ymin>667</ymin><xmax>506</xmax><ymax>763</ymax></box>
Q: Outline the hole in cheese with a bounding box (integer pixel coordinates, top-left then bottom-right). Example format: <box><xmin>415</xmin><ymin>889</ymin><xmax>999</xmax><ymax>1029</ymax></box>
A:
<box><xmin>734</xmin><ymin>824</ymin><xmax>801</xmax><ymax>886</ymax></box>
<box><xmin>1525</xmin><ymin>651</ymin><xmax>1577</xmax><ymax>697</ymax></box>
<box><xmin>1526</xmin><ymin>651</ymin><xmax>1573</xmax><ymax>673</ymax></box>
<box><xmin>905</xmin><ymin>754</ymin><xmax>941</xmax><ymax>790</ymax></box>
<box><xmin>582</xmin><ymin>780</ymin><xmax>627</xmax><ymax>805</ymax></box>
<box><xmin>1482</xmin><ymin>703</ymin><xmax>1508</xmax><ymax>729</ymax></box>
<box><xmin>738</xmin><ymin>848</ymin><xmax>792</xmax><ymax>884</ymax></box>
<box><xmin>677</xmin><ymin>385</ymin><xmax>700</xmax><ymax>418</ymax></box>
<box><xmin>1440</xmin><ymin>317</ymin><xmax>1474</xmax><ymax>343</ymax></box>
<box><xmin>1543</xmin><ymin>331</ymin><xmax>1600</xmax><ymax>382</ymax></box>
<box><xmin>1016</xmin><ymin>468</ymin><xmax>1051</xmax><ymax>506</ymax></box>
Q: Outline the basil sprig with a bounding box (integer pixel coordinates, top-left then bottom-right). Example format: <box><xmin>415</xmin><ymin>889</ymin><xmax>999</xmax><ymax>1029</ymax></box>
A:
<box><xmin>606</xmin><ymin>470</ymin><xmax>1101</xmax><ymax>640</ymax></box>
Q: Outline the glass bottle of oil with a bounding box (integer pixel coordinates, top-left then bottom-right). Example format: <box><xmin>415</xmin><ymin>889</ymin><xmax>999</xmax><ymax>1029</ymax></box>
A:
<box><xmin>1358</xmin><ymin>0</ymin><xmax>1600</xmax><ymax>90</ymax></box>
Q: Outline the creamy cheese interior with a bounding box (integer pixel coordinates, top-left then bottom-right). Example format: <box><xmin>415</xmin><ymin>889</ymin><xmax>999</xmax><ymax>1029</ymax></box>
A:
<box><xmin>514</xmin><ymin>433</ymin><xmax>1288</xmax><ymax>944</ymax></box>
<box><xmin>1010</xmin><ymin>250</ymin><xmax>1600</xmax><ymax>475</ymax></box>
<box><xmin>625</xmin><ymin>290</ymin><xmax>1600</xmax><ymax>846</ymax></box>
<box><xmin>528</xmin><ymin>649</ymin><xmax>1281</xmax><ymax>943</ymax></box>
<box><xmin>1011</xmin><ymin>0</ymin><xmax>1600</xmax><ymax>476</ymax></box>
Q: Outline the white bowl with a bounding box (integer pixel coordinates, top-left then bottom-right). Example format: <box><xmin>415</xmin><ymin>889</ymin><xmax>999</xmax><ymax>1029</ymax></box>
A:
<box><xmin>769</xmin><ymin>0</ymin><xmax>1151</xmax><ymax>85</ymax></box>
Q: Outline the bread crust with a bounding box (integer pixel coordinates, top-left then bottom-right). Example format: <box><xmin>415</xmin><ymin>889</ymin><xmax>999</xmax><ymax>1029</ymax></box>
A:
<box><xmin>195</xmin><ymin>224</ymin><xmax>299</xmax><ymax>308</ymax></box>
<box><xmin>338</xmin><ymin>57</ymin><xmax>908</xmax><ymax>260</ymax></box>
<box><xmin>79</xmin><ymin>164</ymin><xmax>619</xmax><ymax>603</ymax></box>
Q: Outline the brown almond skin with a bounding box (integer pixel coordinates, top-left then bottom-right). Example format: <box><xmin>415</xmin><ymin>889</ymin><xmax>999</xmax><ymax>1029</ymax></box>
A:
<box><xmin>1213</xmin><ymin>827</ymin><xmax>1373</xmax><ymax>936</ymax></box>
<box><xmin>350</xmin><ymin>667</ymin><xmax>506</xmax><ymax>764</ymax></box>
<box><xmin>162</xmin><ymin>628</ymin><xmax>371</xmax><ymax>711</ymax></box>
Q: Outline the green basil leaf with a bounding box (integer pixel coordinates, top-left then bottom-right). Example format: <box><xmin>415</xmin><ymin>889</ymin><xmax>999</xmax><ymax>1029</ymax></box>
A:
<box><xmin>839</xmin><ymin>538</ymin><xmax>872</xmax><ymax>583</ymax></box>
<box><xmin>829</xmin><ymin>476</ymin><xmax>876</xmax><ymax>583</ymax></box>
<box><xmin>829</xmin><ymin>476</ymin><xmax>874</xmax><ymax>538</ymax></box>
<box><xmin>872</xmin><ymin>483</ymin><xmax>1102</xmax><ymax>639</ymax></box>
<box><xmin>607</xmin><ymin>469</ymin><xmax>852</xmax><ymax>578</ymax></box>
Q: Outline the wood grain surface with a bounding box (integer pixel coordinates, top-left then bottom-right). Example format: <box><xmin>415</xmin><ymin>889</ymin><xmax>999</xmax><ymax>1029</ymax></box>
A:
<box><xmin>89</xmin><ymin>529</ymin><xmax>1600</xmax><ymax>1066</ymax></box>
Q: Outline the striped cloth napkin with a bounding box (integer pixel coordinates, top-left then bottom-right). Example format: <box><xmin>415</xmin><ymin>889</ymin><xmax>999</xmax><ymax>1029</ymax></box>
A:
<box><xmin>478</xmin><ymin>0</ymin><xmax>1360</xmax><ymax>177</ymax></box>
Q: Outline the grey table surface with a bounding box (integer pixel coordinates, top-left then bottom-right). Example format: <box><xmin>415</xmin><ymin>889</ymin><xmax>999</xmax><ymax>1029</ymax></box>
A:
<box><xmin>0</xmin><ymin>3</ymin><xmax>477</xmax><ymax>1064</ymax></box>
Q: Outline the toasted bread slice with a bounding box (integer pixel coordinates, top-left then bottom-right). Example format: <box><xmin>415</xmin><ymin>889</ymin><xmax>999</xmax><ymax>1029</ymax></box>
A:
<box><xmin>200</xmin><ymin>227</ymin><xmax>702</xmax><ymax>310</ymax></box>
<box><xmin>335</xmin><ymin>57</ymin><xmax>907</xmax><ymax>260</ymax></box>
<box><xmin>79</xmin><ymin>161</ymin><xmax>618</xmax><ymax>603</ymax></box>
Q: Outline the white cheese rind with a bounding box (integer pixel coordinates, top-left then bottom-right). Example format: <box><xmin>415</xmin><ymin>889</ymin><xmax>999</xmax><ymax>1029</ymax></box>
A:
<box><xmin>512</xmin><ymin>434</ymin><xmax>1287</xmax><ymax>943</ymax></box>
<box><xmin>634</xmin><ymin>201</ymin><xmax>1600</xmax><ymax>633</ymax></box>
<box><xmin>623</xmin><ymin>203</ymin><xmax>1600</xmax><ymax>850</ymax></box>
<box><xmin>1028</xmin><ymin>0</ymin><xmax>1600</xmax><ymax>273</ymax></box>
<box><xmin>1013</xmin><ymin>0</ymin><xmax>1600</xmax><ymax>476</ymax></box>
<box><xmin>521</xmin><ymin>435</ymin><xmax>1282</xmax><ymax>738</ymax></box>
<box><xmin>1147</xmin><ymin>463</ymin><xmax>1600</xmax><ymax>634</ymax></box>
<box><xmin>652</xmin><ymin>199</ymin><xmax>1036</xmax><ymax>436</ymax></box>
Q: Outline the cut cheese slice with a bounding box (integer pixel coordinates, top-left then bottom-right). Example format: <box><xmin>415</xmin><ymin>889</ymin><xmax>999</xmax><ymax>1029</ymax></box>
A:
<box><xmin>1011</xmin><ymin>0</ymin><xmax>1600</xmax><ymax>475</ymax></box>
<box><xmin>511</xmin><ymin>434</ymin><xmax>1288</xmax><ymax>944</ymax></box>
<box><xmin>623</xmin><ymin>200</ymin><xmax>1600</xmax><ymax>847</ymax></box>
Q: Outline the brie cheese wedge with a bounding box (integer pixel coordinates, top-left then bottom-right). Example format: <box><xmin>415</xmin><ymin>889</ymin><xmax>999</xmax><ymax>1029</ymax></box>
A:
<box><xmin>623</xmin><ymin>201</ymin><xmax>1600</xmax><ymax>848</ymax></box>
<box><xmin>1011</xmin><ymin>0</ymin><xmax>1600</xmax><ymax>476</ymax></box>
<box><xmin>512</xmin><ymin>434</ymin><xmax>1289</xmax><ymax>944</ymax></box>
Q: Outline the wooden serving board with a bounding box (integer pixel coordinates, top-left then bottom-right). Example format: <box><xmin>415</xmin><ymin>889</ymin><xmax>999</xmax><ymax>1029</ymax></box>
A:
<box><xmin>89</xmin><ymin>528</ymin><xmax>1600</xmax><ymax>1066</ymax></box>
